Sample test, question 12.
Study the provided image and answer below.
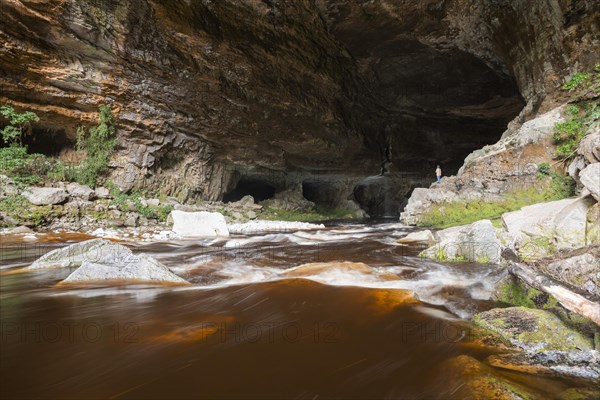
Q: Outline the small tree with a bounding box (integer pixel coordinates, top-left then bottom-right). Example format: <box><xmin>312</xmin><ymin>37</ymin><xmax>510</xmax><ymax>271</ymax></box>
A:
<box><xmin>0</xmin><ymin>105</ymin><xmax>40</xmax><ymax>146</ymax></box>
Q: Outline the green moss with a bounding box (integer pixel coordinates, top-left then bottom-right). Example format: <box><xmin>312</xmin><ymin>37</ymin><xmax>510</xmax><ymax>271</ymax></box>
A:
<box><xmin>474</xmin><ymin>307</ymin><xmax>594</xmax><ymax>352</ymax></box>
<box><xmin>258</xmin><ymin>204</ymin><xmax>361</xmax><ymax>222</ymax></box>
<box><xmin>417</xmin><ymin>185</ymin><xmax>574</xmax><ymax>229</ymax></box>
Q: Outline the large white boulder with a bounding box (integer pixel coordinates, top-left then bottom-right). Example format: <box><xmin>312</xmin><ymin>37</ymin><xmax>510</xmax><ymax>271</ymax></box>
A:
<box><xmin>501</xmin><ymin>197</ymin><xmax>594</xmax><ymax>257</ymax></box>
<box><xmin>420</xmin><ymin>220</ymin><xmax>501</xmax><ymax>262</ymax></box>
<box><xmin>22</xmin><ymin>187</ymin><xmax>68</xmax><ymax>205</ymax></box>
<box><xmin>26</xmin><ymin>238</ymin><xmax>109</xmax><ymax>269</ymax></box>
<box><xmin>26</xmin><ymin>239</ymin><xmax>188</xmax><ymax>284</ymax></box>
<box><xmin>170</xmin><ymin>210</ymin><xmax>229</xmax><ymax>237</ymax></box>
<box><xmin>554</xmin><ymin>197</ymin><xmax>595</xmax><ymax>249</ymax></box>
<box><xmin>579</xmin><ymin>163</ymin><xmax>600</xmax><ymax>201</ymax></box>
<box><xmin>61</xmin><ymin>255</ymin><xmax>188</xmax><ymax>285</ymax></box>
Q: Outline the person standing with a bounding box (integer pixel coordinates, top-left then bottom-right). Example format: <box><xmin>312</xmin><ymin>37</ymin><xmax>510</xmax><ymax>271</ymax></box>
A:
<box><xmin>435</xmin><ymin>165</ymin><xmax>442</xmax><ymax>184</ymax></box>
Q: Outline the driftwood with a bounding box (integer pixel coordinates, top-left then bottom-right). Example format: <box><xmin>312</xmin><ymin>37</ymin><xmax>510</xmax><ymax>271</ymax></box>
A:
<box><xmin>508</xmin><ymin>262</ymin><xmax>600</xmax><ymax>326</ymax></box>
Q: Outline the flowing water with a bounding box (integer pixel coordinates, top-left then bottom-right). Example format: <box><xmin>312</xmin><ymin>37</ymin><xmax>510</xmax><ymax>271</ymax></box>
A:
<box><xmin>0</xmin><ymin>222</ymin><xmax>586</xmax><ymax>399</ymax></box>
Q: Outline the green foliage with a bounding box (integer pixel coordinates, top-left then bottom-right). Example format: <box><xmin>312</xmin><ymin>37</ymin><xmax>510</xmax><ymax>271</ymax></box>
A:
<box><xmin>0</xmin><ymin>146</ymin><xmax>57</xmax><ymax>187</ymax></box>
<box><xmin>106</xmin><ymin>183</ymin><xmax>171</xmax><ymax>221</ymax></box>
<box><xmin>562</xmin><ymin>72</ymin><xmax>592</xmax><ymax>91</ymax></box>
<box><xmin>0</xmin><ymin>105</ymin><xmax>39</xmax><ymax>145</ymax></box>
<box><xmin>537</xmin><ymin>162</ymin><xmax>550</xmax><ymax>177</ymax></box>
<box><xmin>418</xmin><ymin>181</ymin><xmax>575</xmax><ymax>229</ymax></box>
<box><xmin>555</xmin><ymin>66</ymin><xmax>600</xmax><ymax>161</ymax></box>
<box><xmin>0</xmin><ymin>195</ymin><xmax>55</xmax><ymax>227</ymax></box>
<box><xmin>69</xmin><ymin>105</ymin><xmax>116</xmax><ymax>187</ymax></box>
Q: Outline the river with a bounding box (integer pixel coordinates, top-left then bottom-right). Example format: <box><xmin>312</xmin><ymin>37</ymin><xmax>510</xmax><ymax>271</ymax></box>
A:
<box><xmin>0</xmin><ymin>221</ymin><xmax>584</xmax><ymax>399</ymax></box>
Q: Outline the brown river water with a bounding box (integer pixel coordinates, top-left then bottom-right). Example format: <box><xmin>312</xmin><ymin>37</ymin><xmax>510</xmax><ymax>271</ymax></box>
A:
<box><xmin>0</xmin><ymin>221</ymin><xmax>588</xmax><ymax>399</ymax></box>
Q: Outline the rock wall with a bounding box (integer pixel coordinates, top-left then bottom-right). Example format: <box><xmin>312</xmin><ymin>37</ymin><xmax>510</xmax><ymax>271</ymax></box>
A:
<box><xmin>1</xmin><ymin>0</ymin><xmax>598</xmax><ymax>202</ymax></box>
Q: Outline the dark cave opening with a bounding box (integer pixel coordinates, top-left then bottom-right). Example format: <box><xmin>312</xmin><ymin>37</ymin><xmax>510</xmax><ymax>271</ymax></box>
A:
<box><xmin>223</xmin><ymin>178</ymin><xmax>276</xmax><ymax>203</ymax></box>
<box><xmin>21</xmin><ymin>128</ymin><xmax>74</xmax><ymax>157</ymax></box>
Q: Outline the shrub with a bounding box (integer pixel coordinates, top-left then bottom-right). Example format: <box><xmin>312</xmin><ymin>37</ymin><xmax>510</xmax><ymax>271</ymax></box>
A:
<box><xmin>553</xmin><ymin>101</ymin><xmax>599</xmax><ymax>161</ymax></box>
<box><xmin>69</xmin><ymin>105</ymin><xmax>116</xmax><ymax>187</ymax></box>
<box><xmin>0</xmin><ymin>105</ymin><xmax>39</xmax><ymax>146</ymax></box>
<box><xmin>562</xmin><ymin>72</ymin><xmax>592</xmax><ymax>91</ymax></box>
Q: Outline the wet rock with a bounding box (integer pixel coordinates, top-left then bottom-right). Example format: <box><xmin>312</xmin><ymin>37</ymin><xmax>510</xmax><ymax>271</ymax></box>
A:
<box><xmin>473</xmin><ymin>307</ymin><xmax>594</xmax><ymax>352</ymax></box>
<box><xmin>170</xmin><ymin>210</ymin><xmax>229</xmax><ymax>237</ymax></box>
<box><xmin>65</xmin><ymin>182</ymin><xmax>95</xmax><ymax>200</ymax></box>
<box><xmin>437</xmin><ymin>355</ymin><xmax>536</xmax><ymax>400</ymax></box>
<box><xmin>420</xmin><ymin>220</ymin><xmax>501</xmax><ymax>262</ymax></box>
<box><xmin>26</xmin><ymin>238</ymin><xmax>115</xmax><ymax>269</ymax></box>
<box><xmin>22</xmin><ymin>187</ymin><xmax>68</xmax><ymax>205</ymax></box>
<box><xmin>397</xmin><ymin>230</ymin><xmax>436</xmax><ymax>245</ymax></box>
<box><xmin>353</xmin><ymin>175</ymin><xmax>410</xmax><ymax>218</ymax></box>
<box><xmin>284</xmin><ymin>261</ymin><xmax>374</xmax><ymax>276</ymax></box>
<box><xmin>487</xmin><ymin>350</ymin><xmax>600</xmax><ymax>381</ymax></box>
<box><xmin>61</xmin><ymin>256</ymin><xmax>188</xmax><ymax>285</ymax></box>
<box><xmin>579</xmin><ymin>163</ymin><xmax>600</xmax><ymax>201</ymax></box>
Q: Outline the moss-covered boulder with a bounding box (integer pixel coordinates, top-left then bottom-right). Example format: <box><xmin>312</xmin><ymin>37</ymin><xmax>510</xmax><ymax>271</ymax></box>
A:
<box><xmin>473</xmin><ymin>307</ymin><xmax>594</xmax><ymax>352</ymax></box>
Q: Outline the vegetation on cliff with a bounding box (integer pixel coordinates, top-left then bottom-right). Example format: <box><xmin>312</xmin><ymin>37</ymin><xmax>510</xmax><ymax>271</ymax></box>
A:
<box><xmin>0</xmin><ymin>104</ymin><xmax>117</xmax><ymax>189</ymax></box>
<box><xmin>554</xmin><ymin>65</ymin><xmax>600</xmax><ymax>161</ymax></box>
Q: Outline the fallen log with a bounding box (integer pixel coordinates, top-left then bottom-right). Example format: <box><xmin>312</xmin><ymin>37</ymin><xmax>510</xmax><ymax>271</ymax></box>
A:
<box><xmin>508</xmin><ymin>262</ymin><xmax>600</xmax><ymax>326</ymax></box>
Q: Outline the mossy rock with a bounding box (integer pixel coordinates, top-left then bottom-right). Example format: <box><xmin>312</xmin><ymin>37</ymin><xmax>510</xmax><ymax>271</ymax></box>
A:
<box><xmin>473</xmin><ymin>307</ymin><xmax>594</xmax><ymax>352</ymax></box>
<box><xmin>492</xmin><ymin>275</ymin><xmax>558</xmax><ymax>309</ymax></box>
<box><xmin>438</xmin><ymin>355</ymin><xmax>537</xmax><ymax>399</ymax></box>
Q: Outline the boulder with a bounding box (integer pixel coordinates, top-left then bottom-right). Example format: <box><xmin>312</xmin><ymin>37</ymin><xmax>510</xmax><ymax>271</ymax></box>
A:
<box><xmin>473</xmin><ymin>307</ymin><xmax>594</xmax><ymax>353</ymax></box>
<box><xmin>94</xmin><ymin>186</ymin><xmax>111</xmax><ymax>199</ymax></box>
<box><xmin>586</xmin><ymin>203</ymin><xmax>600</xmax><ymax>245</ymax></box>
<box><xmin>22</xmin><ymin>187</ymin><xmax>68</xmax><ymax>205</ymax></box>
<box><xmin>578</xmin><ymin>130</ymin><xmax>600</xmax><ymax>164</ymax></box>
<box><xmin>487</xmin><ymin>350</ymin><xmax>600</xmax><ymax>381</ymax></box>
<box><xmin>146</xmin><ymin>198</ymin><xmax>160</xmax><ymax>207</ymax></box>
<box><xmin>1</xmin><ymin>225</ymin><xmax>34</xmax><ymax>234</ymax></box>
<box><xmin>436</xmin><ymin>355</ymin><xmax>537</xmax><ymax>400</ymax></box>
<box><xmin>553</xmin><ymin>197</ymin><xmax>595</xmax><ymax>249</ymax></box>
<box><xmin>66</xmin><ymin>182</ymin><xmax>95</xmax><ymax>200</ymax></box>
<box><xmin>397</xmin><ymin>230</ymin><xmax>436</xmax><ymax>245</ymax></box>
<box><xmin>400</xmin><ymin>187</ymin><xmax>460</xmax><ymax>225</ymax></box>
<box><xmin>284</xmin><ymin>261</ymin><xmax>374</xmax><ymax>276</ymax></box>
<box><xmin>501</xmin><ymin>197</ymin><xmax>593</xmax><ymax>257</ymax></box>
<box><xmin>353</xmin><ymin>175</ymin><xmax>410</xmax><ymax>218</ymax></box>
<box><xmin>61</xmin><ymin>255</ymin><xmax>188</xmax><ymax>285</ymax></box>
<box><xmin>543</xmin><ymin>252</ymin><xmax>599</xmax><ymax>298</ymax></box>
<box><xmin>420</xmin><ymin>220</ymin><xmax>502</xmax><ymax>262</ymax></box>
<box><xmin>267</xmin><ymin>186</ymin><xmax>315</xmax><ymax>211</ymax></box>
<box><xmin>170</xmin><ymin>210</ymin><xmax>229</xmax><ymax>237</ymax></box>
<box><xmin>26</xmin><ymin>238</ymin><xmax>118</xmax><ymax>269</ymax></box>
<box><xmin>26</xmin><ymin>238</ymin><xmax>188</xmax><ymax>284</ymax></box>
<box><xmin>579</xmin><ymin>163</ymin><xmax>600</xmax><ymax>201</ymax></box>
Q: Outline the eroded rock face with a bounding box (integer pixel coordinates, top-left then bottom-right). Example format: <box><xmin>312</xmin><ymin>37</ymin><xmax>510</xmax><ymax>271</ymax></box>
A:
<box><xmin>2</xmin><ymin>0</ymin><xmax>596</xmax><ymax>201</ymax></box>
